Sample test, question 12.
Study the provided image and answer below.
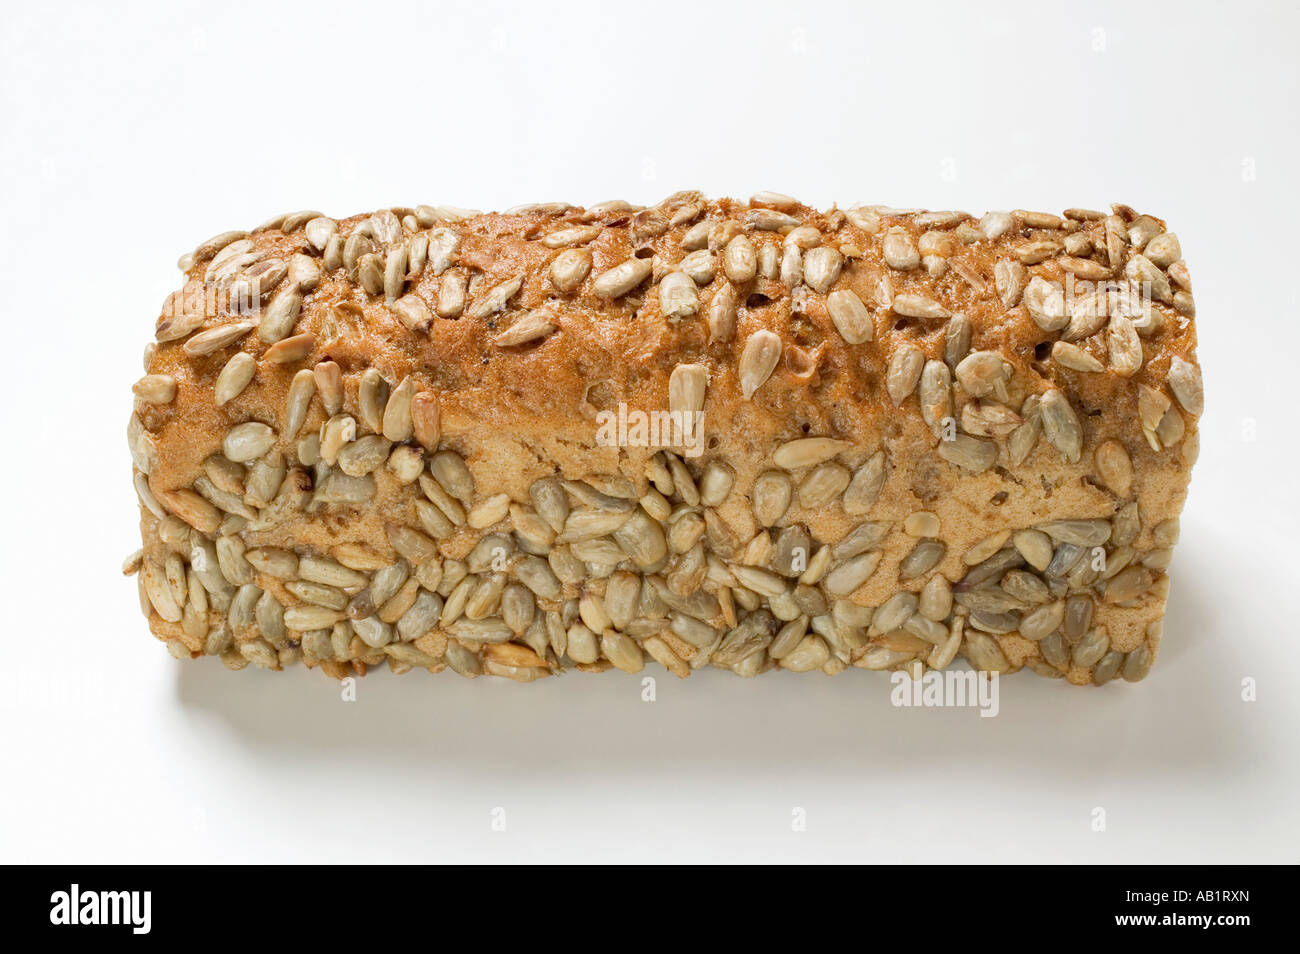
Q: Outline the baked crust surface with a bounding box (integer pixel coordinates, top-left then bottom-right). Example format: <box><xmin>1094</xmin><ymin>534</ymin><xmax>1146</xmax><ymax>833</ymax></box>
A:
<box><xmin>127</xmin><ymin>193</ymin><xmax>1201</xmax><ymax>685</ymax></box>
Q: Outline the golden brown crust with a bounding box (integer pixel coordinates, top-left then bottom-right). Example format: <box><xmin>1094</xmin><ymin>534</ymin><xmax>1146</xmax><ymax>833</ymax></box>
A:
<box><xmin>128</xmin><ymin>193</ymin><xmax>1201</xmax><ymax>685</ymax></box>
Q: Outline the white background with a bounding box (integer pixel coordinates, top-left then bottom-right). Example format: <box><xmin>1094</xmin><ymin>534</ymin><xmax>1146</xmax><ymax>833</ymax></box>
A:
<box><xmin>1</xmin><ymin>0</ymin><xmax>1296</xmax><ymax>863</ymax></box>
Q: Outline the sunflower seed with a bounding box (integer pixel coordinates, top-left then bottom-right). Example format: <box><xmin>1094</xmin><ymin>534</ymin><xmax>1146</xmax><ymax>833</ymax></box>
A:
<box><xmin>900</xmin><ymin>539</ymin><xmax>945</xmax><ymax>579</ymax></box>
<box><xmin>778</xmin><ymin>634</ymin><xmax>829</xmax><ymax>672</ymax></box>
<box><xmin>1051</xmin><ymin>340</ymin><xmax>1104</xmax><ymax>373</ymax></box>
<box><xmin>892</xmin><ymin>293</ymin><xmax>949</xmax><ymax>320</ymax></box>
<box><xmin>773</xmin><ymin>437</ymin><xmax>850</xmax><ymax>470</ymax></box>
<box><xmin>1105</xmin><ymin>565</ymin><xmax>1154</xmax><ymax>603</ymax></box>
<box><xmin>245</xmin><ymin>547</ymin><xmax>298</xmax><ymax>579</ymax></box>
<box><xmin>1137</xmin><ymin>384</ymin><xmax>1171</xmax><ymax>437</ymax></box>
<box><xmin>264</xmin><ymin>333</ymin><xmax>314</xmax><ymax>365</ymax></box>
<box><xmin>383</xmin><ymin>524</ymin><xmax>437</xmax><ymax>565</ymax></box>
<box><xmin>284</xmin><ymin>604</ymin><xmax>345</xmax><ymax>631</ymax></box>
<box><xmin>1091</xmin><ymin>650</ymin><xmax>1122</xmax><ymax>685</ymax></box>
<box><xmin>259</xmin><ymin>287</ymin><xmax>301</xmax><ymax>343</ymax></box>
<box><xmin>775</xmin><ymin>244</ymin><xmax>801</xmax><ymax>287</ymax></box>
<box><xmin>669</xmin><ymin>362</ymin><xmax>707</xmax><ymax>415</ymax></box>
<box><xmin>1072</xmin><ymin>628</ymin><xmax>1110</xmax><ymax>667</ymax></box>
<box><xmin>465</xmin><ymin>273</ymin><xmax>524</xmax><ymax>320</ymax></box>
<box><xmin>1091</xmin><ymin>439</ymin><xmax>1133</xmax><ymax>496</ymax></box>
<box><xmin>654</xmin><ymin>270</ymin><xmax>698</xmax><ymax>320</ymax></box>
<box><xmin>1018</xmin><ymin>600</ymin><xmax>1064</xmax><ymax>640</ymax></box>
<box><xmin>386</xmin><ymin>294</ymin><xmax>431</xmax><ymax>333</ymax></box>
<box><xmin>205</xmin><ymin>353</ymin><xmax>250</xmax><ymax>405</ymax></box>
<box><xmin>1122</xmin><ymin>644</ymin><xmax>1153</xmax><ymax>682</ymax></box>
<box><xmin>826</xmin><ymin>289</ymin><xmax>873</xmax><ymax>344</ymax></box>
<box><xmin>133</xmin><ymin>374</ymin><xmax>176</xmax><ymax>403</ymax></box>
<box><xmin>708</xmin><ymin>282</ymin><xmax>738</xmax><ymax>343</ymax></box>
<box><xmin>798</xmin><ymin>462</ymin><xmax>851</xmax><ymax>508</ymax></box>
<box><xmin>917</xmin><ymin>360</ymin><xmax>953</xmax><ymax>435</ymax></box>
<box><xmin>886</xmin><ymin>344</ymin><xmax>924</xmax><ymax>404</ymax></box>
<box><xmin>593</xmin><ymin>257</ymin><xmax>652</xmax><ymax>298</ymax></box>
<box><xmin>612</xmin><ymin>510</ymin><xmax>668</xmax><ymax>568</ymax></box>
<box><xmin>751</xmin><ymin>470</ymin><xmax>792</xmax><ymax>527</ymax></box>
<box><xmin>1167</xmin><ymin>356</ymin><xmax>1203</xmax><ymax>416</ymax></box>
<box><xmin>1023</xmin><ymin>277</ymin><xmax>1068</xmax><ymax>331</ymax></box>
<box><xmin>873</xmin><ymin>593</ymin><xmax>918</xmax><ymax>635</ymax></box>
<box><xmin>954</xmin><ymin>351</ymin><xmax>1010</xmax><ymax>400</ymax></box>
<box><xmin>223</xmin><ymin>422</ymin><xmax>275</xmax><ymax>462</ymax></box>
<box><xmin>994</xmin><ymin>259</ymin><xmax>1027</xmax><ymax>308</ymax></box>
<box><xmin>336</xmin><ymin>434</ymin><xmax>391</xmax><ymax>477</ymax></box>
<box><xmin>937</xmin><ymin>433</ymin><xmax>997</xmax><ymax>472</ymax></box>
<box><xmin>1039</xmin><ymin>388</ymin><xmax>1082</xmax><ymax>463</ymax></box>
<box><xmin>183</xmin><ymin>320</ymin><xmax>256</xmax><ymax>356</ymax></box>
<box><xmin>1038</xmin><ymin>519</ymin><xmax>1111</xmax><ymax>547</ymax></box>
<box><xmin>437</xmin><ymin>270</ymin><xmax>467</xmax><ymax>317</ymax></box>
<box><xmin>842</xmin><ymin>452</ymin><xmax>886</xmax><ymax>515</ymax></box>
<box><xmin>731</xmin><ymin>564</ymin><xmax>787</xmax><ymax>598</ymax></box>
<box><xmin>824</xmin><ymin>552</ymin><xmax>882</xmax><ymax>596</ymax></box>
<box><xmin>445</xmin><ymin>642</ymin><xmax>482</xmax><ymax>677</ymax></box>
<box><xmin>723</xmin><ymin>235</ymin><xmax>757</xmax><ymax>283</ymax></box>
<box><xmin>918</xmin><ymin>574</ymin><xmax>953</xmax><ymax>621</ymax></box>
<box><xmin>802</xmin><ymin>246</ymin><xmax>842</xmax><ymax>294</ymax></box>
<box><xmin>739</xmin><ymin>330</ymin><xmax>782</xmax><ymax>399</ymax></box>
<box><xmin>882</xmin><ymin>227</ymin><xmax>919</xmax><ymax>270</ymax></box>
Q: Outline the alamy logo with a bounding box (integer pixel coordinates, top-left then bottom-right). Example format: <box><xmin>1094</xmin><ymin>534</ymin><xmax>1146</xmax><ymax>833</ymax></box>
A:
<box><xmin>595</xmin><ymin>403</ymin><xmax>705</xmax><ymax>457</ymax></box>
<box><xmin>49</xmin><ymin>884</ymin><xmax>151</xmax><ymax>934</ymax></box>
<box><xmin>890</xmin><ymin>669</ymin><xmax>1000</xmax><ymax>717</ymax></box>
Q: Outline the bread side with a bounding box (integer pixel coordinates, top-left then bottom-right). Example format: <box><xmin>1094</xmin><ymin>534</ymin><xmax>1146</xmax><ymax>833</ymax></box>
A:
<box><xmin>125</xmin><ymin>193</ymin><xmax>1202</xmax><ymax>685</ymax></box>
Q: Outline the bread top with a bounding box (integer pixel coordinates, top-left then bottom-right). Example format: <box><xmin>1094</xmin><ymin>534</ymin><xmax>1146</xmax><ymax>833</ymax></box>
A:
<box><xmin>133</xmin><ymin>193</ymin><xmax>1201</xmax><ymax>622</ymax></box>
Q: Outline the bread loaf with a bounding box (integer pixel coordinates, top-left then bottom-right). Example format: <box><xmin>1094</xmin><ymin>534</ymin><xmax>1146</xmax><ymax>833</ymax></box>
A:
<box><xmin>125</xmin><ymin>192</ymin><xmax>1202</xmax><ymax>685</ymax></box>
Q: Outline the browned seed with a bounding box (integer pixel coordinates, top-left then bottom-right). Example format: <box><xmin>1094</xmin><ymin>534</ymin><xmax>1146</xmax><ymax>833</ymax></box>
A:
<box><xmin>183</xmin><ymin>320</ymin><xmax>256</xmax><ymax>356</ymax></box>
<box><xmin>264</xmin><ymin>333</ymin><xmax>316</xmax><ymax>364</ymax></box>
<box><xmin>259</xmin><ymin>287</ymin><xmax>302</xmax><ymax>343</ymax></box>
<box><xmin>773</xmin><ymin>437</ymin><xmax>850</xmax><ymax>469</ymax></box>
<box><xmin>1051</xmin><ymin>340</ymin><xmax>1104</xmax><ymax>372</ymax></box>
<box><xmin>283</xmin><ymin>369</ymin><xmax>316</xmax><ymax>438</ymax></box>
<box><xmin>411</xmin><ymin>391</ymin><xmax>441</xmax><ymax>449</ymax></box>
<box><xmin>466</xmin><ymin>274</ymin><xmax>524</xmax><ymax>320</ymax></box>
<box><xmin>891</xmin><ymin>293</ymin><xmax>949</xmax><ymax>320</ymax></box>
<box><xmin>708</xmin><ymin>282</ymin><xmax>738</xmax><ymax>343</ymax></box>
<box><xmin>496</xmin><ymin>309</ymin><xmax>558</xmax><ymax>347</ymax></box>
<box><xmin>1023</xmin><ymin>277</ymin><xmax>1068</xmax><ymax>331</ymax></box>
<box><xmin>992</xmin><ymin>260</ymin><xmax>1026</xmax><ymax>311</ymax></box>
<box><xmin>886</xmin><ymin>344</ymin><xmax>925</xmax><ymax>404</ymax></box>
<box><xmin>313</xmin><ymin>360</ymin><xmax>343</xmax><ymax>414</ymax></box>
<box><xmin>549</xmin><ymin>248</ymin><xmax>592</xmax><ymax>293</ymax></box>
<box><xmin>826</xmin><ymin>289</ymin><xmax>873</xmax><ymax>344</ymax></box>
<box><xmin>133</xmin><ymin>374</ymin><xmax>176</xmax><ymax>403</ymax></box>
<box><xmin>1167</xmin><ymin>356</ymin><xmax>1203</xmax><ymax>416</ymax></box>
<box><xmin>593</xmin><ymin>257</ymin><xmax>652</xmax><ymax>298</ymax></box>
<box><xmin>381</xmin><ymin>376</ymin><xmax>415</xmax><ymax>442</ymax></box>
<box><xmin>918</xmin><ymin>360</ymin><xmax>952</xmax><ymax>434</ymax></box>
<box><xmin>739</xmin><ymin>330</ymin><xmax>781</xmax><ymax>399</ymax></box>
<box><xmin>723</xmin><ymin>235</ymin><xmax>757</xmax><ymax>283</ymax></box>
<box><xmin>437</xmin><ymin>270</ymin><xmax>467</xmax><ymax>317</ymax></box>
<box><xmin>157</xmin><ymin>488</ymin><xmax>222</xmax><ymax>535</ymax></box>
<box><xmin>669</xmin><ymin>363</ymin><xmax>708</xmax><ymax>414</ymax></box>
<box><xmin>802</xmin><ymin>246</ymin><xmax>842</xmax><ymax>294</ymax></box>
<box><xmin>390</xmin><ymin>294</ymin><xmax>433</xmax><ymax>333</ymax></box>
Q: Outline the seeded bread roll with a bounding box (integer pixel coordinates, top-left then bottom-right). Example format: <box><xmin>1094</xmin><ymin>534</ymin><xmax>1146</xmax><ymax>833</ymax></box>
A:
<box><xmin>125</xmin><ymin>192</ymin><xmax>1202</xmax><ymax>685</ymax></box>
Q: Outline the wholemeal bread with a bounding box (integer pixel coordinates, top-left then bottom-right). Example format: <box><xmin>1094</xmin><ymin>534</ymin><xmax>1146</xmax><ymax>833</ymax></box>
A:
<box><xmin>125</xmin><ymin>192</ymin><xmax>1202</xmax><ymax>685</ymax></box>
